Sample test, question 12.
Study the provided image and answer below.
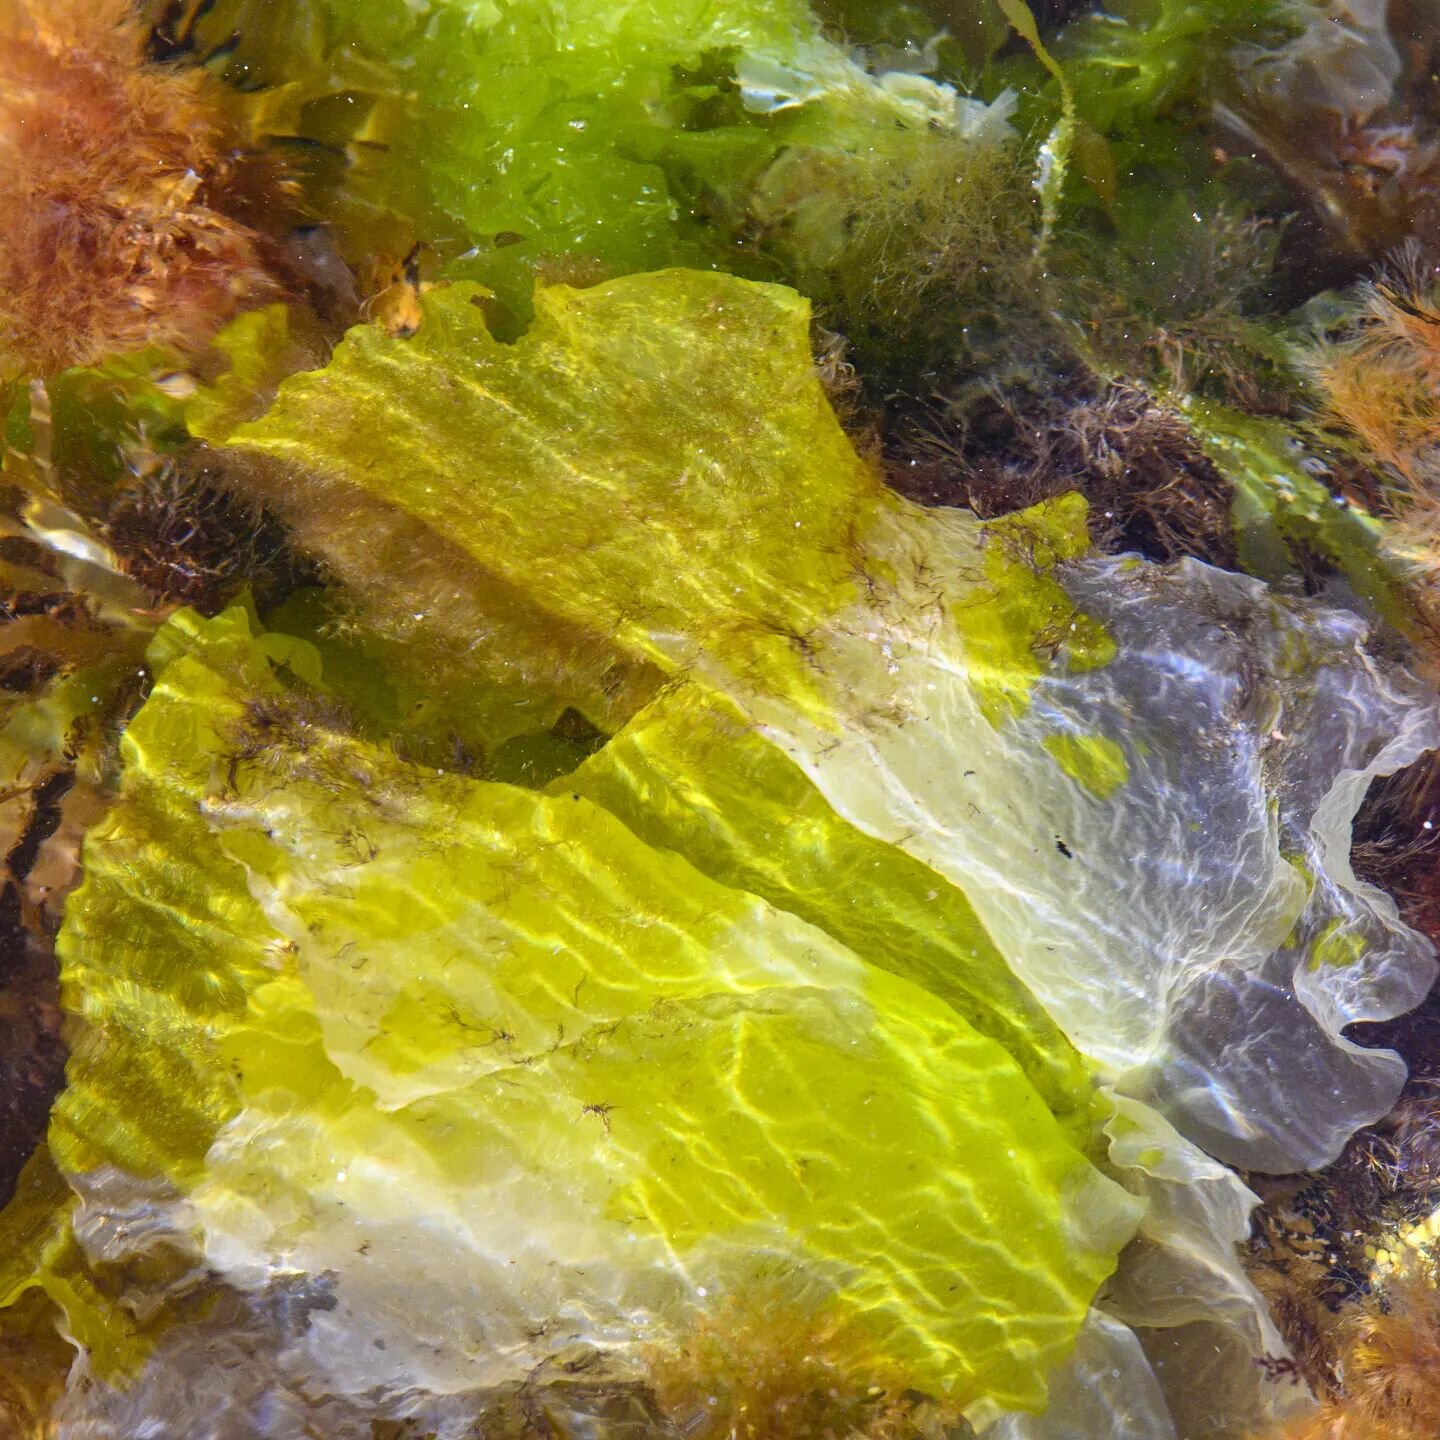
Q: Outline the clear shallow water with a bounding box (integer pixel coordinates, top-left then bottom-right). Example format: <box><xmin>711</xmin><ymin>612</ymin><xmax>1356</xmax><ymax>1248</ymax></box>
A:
<box><xmin>3</xmin><ymin>3</ymin><xmax>1440</xmax><ymax>1439</ymax></box>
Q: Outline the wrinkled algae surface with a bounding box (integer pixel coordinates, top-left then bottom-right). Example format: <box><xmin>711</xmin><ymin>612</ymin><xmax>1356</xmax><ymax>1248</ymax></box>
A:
<box><xmin>5</xmin><ymin>3</ymin><xmax>1440</xmax><ymax>1440</ymax></box>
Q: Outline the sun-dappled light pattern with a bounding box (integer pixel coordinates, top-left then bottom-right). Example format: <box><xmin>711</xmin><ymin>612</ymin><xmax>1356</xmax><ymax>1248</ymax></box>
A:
<box><xmin>10</xmin><ymin>2</ymin><xmax>1440</xmax><ymax>1437</ymax></box>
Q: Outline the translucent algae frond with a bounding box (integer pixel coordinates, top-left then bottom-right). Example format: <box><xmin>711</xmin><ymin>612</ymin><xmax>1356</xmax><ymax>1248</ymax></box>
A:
<box><xmin>6</xmin><ymin>4</ymin><xmax>1440</xmax><ymax>1431</ymax></box>
<box><xmin>38</xmin><ymin>601</ymin><xmax>1138</xmax><ymax>1429</ymax></box>
<box><xmin>0</xmin><ymin>266</ymin><xmax>1413</xmax><ymax>1435</ymax></box>
<box><xmin>160</xmin><ymin>0</ymin><xmax>1029</xmax><ymax>363</ymax></box>
<box><xmin>206</xmin><ymin>271</ymin><xmax>1439</xmax><ymax>1177</ymax></box>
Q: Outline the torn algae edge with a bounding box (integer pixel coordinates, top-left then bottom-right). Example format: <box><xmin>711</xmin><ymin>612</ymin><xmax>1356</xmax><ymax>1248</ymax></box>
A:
<box><xmin>0</xmin><ymin>601</ymin><xmax>1139</xmax><ymax>1420</ymax></box>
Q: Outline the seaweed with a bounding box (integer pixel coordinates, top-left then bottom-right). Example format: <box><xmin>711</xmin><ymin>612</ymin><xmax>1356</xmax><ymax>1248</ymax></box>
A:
<box><xmin>1298</xmin><ymin>243</ymin><xmax>1440</xmax><ymax>660</ymax></box>
<box><xmin>1255</xmin><ymin>1261</ymin><xmax>1440</xmax><ymax>1439</ymax></box>
<box><xmin>0</xmin><ymin>0</ymin><xmax>293</xmax><ymax>379</ymax></box>
<box><xmin>1224</xmin><ymin>0</ymin><xmax>1440</xmax><ymax>267</ymax></box>
<box><xmin>1304</xmin><ymin>245</ymin><xmax>1440</xmax><ymax>498</ymax></box>
<box><xmin>887</xmin><ymin>382</ymin><xmax>1241</xmax><ymax>566</ymax></box>
<box><xmin>7</xmin><ymin>1</ymin><xmax>1440</xmax><ymax>1436</ymax></box>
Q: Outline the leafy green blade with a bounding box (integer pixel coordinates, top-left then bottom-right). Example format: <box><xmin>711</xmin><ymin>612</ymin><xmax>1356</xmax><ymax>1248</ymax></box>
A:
<box><xmin>560</xmin><ymin>681</ymin><xmax>1096</xmax><ymax>1137</ymax></box>
<box><xmin>40</xmin><ymin>604</ymin><xmax>1139</xmax><ymax>1416</ymax></box>
<box><xmin>207</xmin><ymin>271</ymin><xmax>1439</xmax><ymax>1184</ymax></box>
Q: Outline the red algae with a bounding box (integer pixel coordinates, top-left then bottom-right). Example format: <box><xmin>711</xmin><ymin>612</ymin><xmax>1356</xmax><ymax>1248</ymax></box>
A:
<box><xmin>1254</xmin><ymin>1269</ymin><xmax>1440</xmax><ymax>1440</ymax></box>
<box><xmin>0</xmin><ymin>0</ymin><xmax>291</xmax><ymax>377</ymax></box>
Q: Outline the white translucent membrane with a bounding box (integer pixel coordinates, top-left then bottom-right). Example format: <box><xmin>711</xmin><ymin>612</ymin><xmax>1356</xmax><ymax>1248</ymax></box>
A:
<box><xmin>687</xmin><ymin>509</ymin><xmax>1437</xmax><ymax>1436</ymax></box>
<box><xmin>710</xmin><ymin>511</ymin><xmax>1438</xmax><ymax>1174</ymax></box>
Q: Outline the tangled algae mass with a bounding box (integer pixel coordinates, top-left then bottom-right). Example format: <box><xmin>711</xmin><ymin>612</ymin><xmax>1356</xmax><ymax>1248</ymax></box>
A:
<box><xmin>12</xmin><ymin>1</ymin><xmax>1440</xmax><ymax>1438</ymax></box>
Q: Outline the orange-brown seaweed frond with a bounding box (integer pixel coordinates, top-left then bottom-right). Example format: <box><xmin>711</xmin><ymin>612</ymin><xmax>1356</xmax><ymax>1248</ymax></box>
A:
<box><xmin>647</xmin><ymin>1293</ymin><xmax>955</xmax><ymax>1440</ymax></box>
<box><xmin>0</xmin><ymin>0</ymin><xmax>291</xmax><ymax>377</ymax></box>
<box><xmin>1300</xmin><ymin>244</ymin><xmax>1440</xmax><ymax>669</ymax></box>
<box><xmin>1255</xmin><ymin>1264</ymin><xmax>1440</xmax><ymax>1440</ymax></box>
<box><xmin>1308</xmin><ymin>246</ymin><xmax>1440</xmax><ymax>496</ymax></box>
<box><xmin>102</xmin><ymin>456</ymin><xmax>309</xmax><ymax>613</ymax></box>
<box><xmin>1306</xmin><ymin>245</ymin><xmax>1440</xmax><ymax>602</ymax></box>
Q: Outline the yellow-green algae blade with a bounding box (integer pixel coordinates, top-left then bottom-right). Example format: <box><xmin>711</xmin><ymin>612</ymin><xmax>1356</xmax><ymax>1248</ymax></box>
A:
<box><xmin>196</xmin><ymin>265</ymin><xmax>1434</xmax><ymax>1186</ymax></box>
<box><xmin>198</xmin><ymin>262</ymin><xmax>1113</xmax><ymax>1135</ymax></box>
<box><xmin>951</xmin><ymin>493</ymin><xmax>1117</xmax><ymax>726</ymax></box>
<box><xmin>1042</xmin><ymin>733</ymin><xmax>1130</xmax><ymax>800</ymax></box>
<box><xmin>559</xmin><ymin>682</ymin><xmax>1096</xmax><ymax>1140</ymax></box>
<box><xmin>200</xmin><ymin>271</ymin><xmax>878</xmax><ymax>724</ymax></box>
<box><xmin>50</xmin><ymin>610</ymin><xmax>297</xmax><ymax>1186</ymax></box>
<box><xmin>0</xmin><ymin>1149</ymin><xmax>111</xmax><ymax>1369</ymax></box>
<box><xmin>38</xmin><ymin>606</ymin><xmax>1138</xmax><ymax>1413</ymax></box>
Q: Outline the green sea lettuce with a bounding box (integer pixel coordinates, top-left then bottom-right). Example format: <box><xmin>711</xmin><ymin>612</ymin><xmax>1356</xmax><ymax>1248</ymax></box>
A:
<box><xmin>37</xmin><ymin>602</ymin><xmax>1138</xmax><ymax>1428</ymax></box>
<box><xmin>15</xmin><ymin>266</ymin><xmax>1437</xmax><ymax>1438</ymax></box>
<box><xmin>1</xmin><ymin>5</ymin><xmax>1436</xmax><ymax>1435</ymax></box>
<box><xmin>559</xmin><ymin>682</ymin><xmax>1095</xmax><ymax>1136</ymax></box>
<box><xmin>179</xmin><ymin>0</ymin><xmax>1029</xmax><ymax>359</ymax></box>
<box><xmin>193</xmin><ymin>270</ymin><xmax>875</xmax><ymax>733</ymax></box>
<box><xmin>205</xmin><ymin>269</ymin><xmax>1439</xmax><ymax>1174</ymax></box>
<box><xmin>181</xmin><ymin>265</ymin><xmax>1440</xmax><ymax>1435</ymax></box>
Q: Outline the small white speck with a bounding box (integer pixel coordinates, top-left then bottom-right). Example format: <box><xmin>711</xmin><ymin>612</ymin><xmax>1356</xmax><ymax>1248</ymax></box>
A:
<box><xmin>696</xmin><ymin>1286</ymin><xmax>708</xmax><ymax>1297</ymax></box>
